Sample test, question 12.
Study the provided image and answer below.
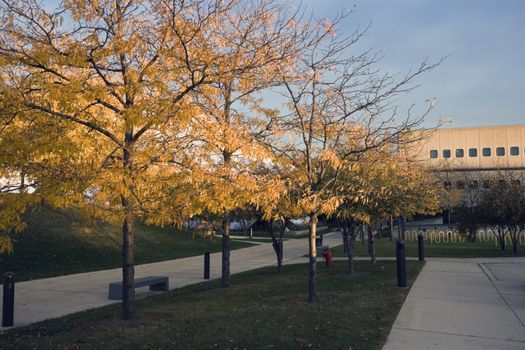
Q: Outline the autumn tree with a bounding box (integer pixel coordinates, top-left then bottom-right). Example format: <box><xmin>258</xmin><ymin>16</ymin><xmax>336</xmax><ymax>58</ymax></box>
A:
<box><xmin>269</xmin><ymin>12</ymin><xmax>440</xmax><ymax>301</ymax></box>
<box><xmin>161</xmin><ymin>0</ymin><xmax>305</xmax><ymax>288</ymax></box>
<box><xmin>341</xmin><ymin>152</ymin><xmax>438</xmax><ymax>265</ymax></box>
<box><xmin>0</xmin><ymin>0</ymin><xmax>299</xmax><ymax>319</ymax></box>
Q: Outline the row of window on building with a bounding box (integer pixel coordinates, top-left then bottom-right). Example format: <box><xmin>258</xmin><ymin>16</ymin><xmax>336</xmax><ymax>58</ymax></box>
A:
<box><xmin>430</xmin><ymin>146</ymin><xmax>522</xmax><ymax>159</ymax></box>
<box><xmin>443</xmin><ymin>179</ymin><xmax>521</xmax><ymax>190</ymax></box>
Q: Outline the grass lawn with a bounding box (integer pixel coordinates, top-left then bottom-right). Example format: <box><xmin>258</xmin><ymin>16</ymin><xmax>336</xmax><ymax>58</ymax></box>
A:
<box><xmin>0</xmin><ymin>206</ymin><xmax>251</xmax><ymax>282</ymax></box>
<box><xmin>331</xmin><ymin>237</ymin><xmax>525</xmax><ymax>258</ymax></box>
<box><xmin>0</xmin><ymin>260</ymin><xmax>422</xmax><ymax>350</ymax></box>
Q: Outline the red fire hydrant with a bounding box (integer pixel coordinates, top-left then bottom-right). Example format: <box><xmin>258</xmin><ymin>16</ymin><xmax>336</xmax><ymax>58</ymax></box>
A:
<box><xmin>323</xmin><ymin>248</ymin><xmax>333</xmax><ymax>268</ymax></box>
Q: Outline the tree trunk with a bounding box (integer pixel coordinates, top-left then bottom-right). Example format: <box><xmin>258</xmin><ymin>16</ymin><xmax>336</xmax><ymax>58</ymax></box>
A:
<box><xmin>369</xmin><ymin>225</ymin><xmax>376</xmax><ymax>265</ymax></box>
<box><xmin>342</xmin><ymin>221</ymin><xmax>355</xmax><ymax>274</ymax></box>
<box><xmin>360</xmin><ymin>224</ymin><xmax>365</xmax><ymax>245</ymax></box>
<box><xmin>121</xmin><ymin>139</ymin><xmax>135</xmax><ymax>320</ymax></box>
<box><xmin>499</xmin><ymin>236</ymin><xmax>506</xmax><ymax>250</ymax></box>
<box><xmin>269</xmin><ymin>221</ymin><xmax>284</xmax><ymax>273</ymax></box>
<box><xmin>121</xmin><ymin>210</ymin><xmax>135</xmax><ymax>320</ymax></box>
<box><xmin>308</xmin><ymin>214</ymin><xmax>319</xmax><ymax>302</ymax></box>
<box><xmin>221</xmin><ymin>213</ymin><xmax>230</xmax><ymax>288</ymax></box>
<box><xmin>342</xmin><ymin>226</ymin><xmax>348</xmax><ymax>254</ymax></box>
<box><xmin>497</xmin><ymin>225</ymin><xmax>506</xmax><ymax>251</ymax></box>
<box><xmin>278</xmin><ymin>225</ymin><xmax>284</xmax><ymax>273</ymax></box>
<box><xmin>511</xmin><ymin>226</ymin><xmax>519</xmax><ymax>255</ymax></box>
<box><xmin>390</xmin><ymin>216</ymin><xmax>394</xmax><ymax>241</ymax></box>
<box><xmin>367</xmin><ymin>226</ymin><xmax>372</xmax><ymax>256</ymax></box>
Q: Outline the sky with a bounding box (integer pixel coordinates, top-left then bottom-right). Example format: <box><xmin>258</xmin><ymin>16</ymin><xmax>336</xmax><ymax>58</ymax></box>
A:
<box><xmin>302</xmin><ymin>0</ymin><xmax>525</xmax><ymax>128</ymax></box>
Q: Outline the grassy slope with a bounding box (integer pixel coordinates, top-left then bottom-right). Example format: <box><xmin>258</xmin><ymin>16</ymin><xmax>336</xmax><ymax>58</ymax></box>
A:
<box><xmin>332</xmin><ymin>237</ymin><xmax>525</xmax><ymax>258</ymax></box>
<box><xmin>0</xmin><ymin>261</ymin><xmax>422</xmax><ymax>350</ymax></box>
<box><xmin>0</xmin><ymin>206</ymin><xmax>251</xmax><ymax>281</ymax></box>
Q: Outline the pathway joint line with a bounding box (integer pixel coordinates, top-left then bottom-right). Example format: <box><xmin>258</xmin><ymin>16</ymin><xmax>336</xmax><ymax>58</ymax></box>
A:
<box><xmin>479</xmin><ymin>262</ymin><xmax>525</xmax><ymax>328</ymax></box>
<box><xmin>391</xmin><ymin>326</ymin><xmax>525</xmax><ymax>344</ymax></box>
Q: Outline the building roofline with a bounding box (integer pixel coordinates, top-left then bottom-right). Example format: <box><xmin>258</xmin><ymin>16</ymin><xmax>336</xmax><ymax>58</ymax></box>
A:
<box><xmin>438</xmin><ymin>123</ymin><xmax>525</xmax><ymax>131</ymax></box>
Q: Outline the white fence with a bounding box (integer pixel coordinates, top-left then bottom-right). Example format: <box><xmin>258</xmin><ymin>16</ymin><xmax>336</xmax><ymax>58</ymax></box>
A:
<box><xmin>403</xmin><ymin>227</ymin><xmax>525</xmax><ymax>245</ymax></box>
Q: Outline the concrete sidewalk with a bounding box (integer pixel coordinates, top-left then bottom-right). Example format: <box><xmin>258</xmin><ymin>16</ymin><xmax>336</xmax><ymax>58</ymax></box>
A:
<box><xmin>383</xmin><ymin>257</ymin><xmax>525</xmax><ymax>350</ymax></box>
<box><xmin>0</xmin><ymin>231</ymin><xmax>342</xmax><ymax>329</ymax></box>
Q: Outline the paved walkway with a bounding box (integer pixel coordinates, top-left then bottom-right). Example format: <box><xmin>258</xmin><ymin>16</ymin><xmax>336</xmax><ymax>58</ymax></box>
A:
<box><xmin>383</xmin><ymin>257</ymin><xmax>525</xmax><ymax>350</ymax></box>
<box><xmin>0</xmin><ymin>232</ymin><xmax>342</xmax><ymax>329</ymax></box>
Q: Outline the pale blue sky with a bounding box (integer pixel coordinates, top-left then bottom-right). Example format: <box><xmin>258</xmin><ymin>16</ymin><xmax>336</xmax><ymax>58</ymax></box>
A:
<box><xmin>303</xmin><ymin>0</ymin><xmax>525</xmax><ymax>127</ymax></box>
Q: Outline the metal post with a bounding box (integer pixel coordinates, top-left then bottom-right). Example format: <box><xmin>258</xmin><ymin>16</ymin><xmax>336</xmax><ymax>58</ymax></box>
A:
<box><xmin>2</xmin><ymin>272</ymin><xmax>14</xmax><ymax>327</ymax></box>
<box><xmin>204</xmin><ymin>250</ymin><xmax>210</xmax><ymax>279</ymax></box>
<box><xmin>396</xmin><ymin>240</ymin><xmax>407</xmax><ymax>288</ymax></box>
<box><xmin>418</xmin><ymin>234</ymin><xmax>425</xmax><ymax>261</ymax></box>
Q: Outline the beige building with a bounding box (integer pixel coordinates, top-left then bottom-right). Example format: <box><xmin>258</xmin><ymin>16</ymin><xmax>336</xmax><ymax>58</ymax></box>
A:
<box><xmin>413</xmin><ymin>124</ymin><xmax>525</xmax><ymax>170</ymax></box>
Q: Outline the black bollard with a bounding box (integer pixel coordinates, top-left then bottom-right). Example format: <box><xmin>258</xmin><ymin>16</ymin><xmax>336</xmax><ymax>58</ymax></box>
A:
<box><xmin>204</xmin><ymin>250</ymin><xmax>210</xmax><ymax>279</ymax></box>
<box><xmin>418</xmin><ymin>234</ymin><xmax>425</xmax><ymax>261</ymax></box>
<box><xmin>2</xmin><ymin>272</ymin><xmax>14</xmax><ymax>327</ymax></box>
<box><xmin>396</xmin><ymin>240</ymin><xmax>407</xmax><ymax>288</ymax></box>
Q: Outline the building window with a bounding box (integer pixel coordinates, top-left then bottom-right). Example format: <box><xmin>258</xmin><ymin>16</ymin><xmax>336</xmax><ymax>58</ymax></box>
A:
<box><xmin>456</xmin><ymin>149</ymin><xmax>464</xmax><ymax>158</ymax></box>
<box><xmin>443</xmin><ymin>181</ymin><xmax>451</xmax><ymax>190</ymax></box>
<box><xmin>430</xmin><ymin>150</ymin><xmax>438</xmax><ymax>159</ymax></box>
<box><xmin>510</xmin><ymin>147</ymin><xmax>519</xmax><ymax>156</ymax></box>
<box><xmin>442</xmin><ymin>149</ymin><xmax>451</xmax><ymax>158</ymax></box>
<box><xmin>482</xmin><ymin>147</ymin><xmax>491</xmax><ymax>157</ymax></box>
<box><xmin>511</xmin><ymin>179</ymin><xmax>521</xmax><ymax>186</ymax></box>
<box><xmin>469</xmin><ymin>180</ymin><xmax>479</xmax><ymax>189</ymax></box>
<box><xmin>456</xmin><ymin>181</ymin><xmax>465</xmax><ymax>189</ymax></box>
<box><xmin>468</xmin><ymin>148</ymin><xmax>477</xmax><ymax>157</ymax></box>
<box><xmin>496</xmin><ymin>147</ymin><xmax>505</xmax><ymax>156</ymax></box>
<box><xmin>482</xmin><ymin>180</ymin><xmax>491</xmax><ymax>189</ymax></box>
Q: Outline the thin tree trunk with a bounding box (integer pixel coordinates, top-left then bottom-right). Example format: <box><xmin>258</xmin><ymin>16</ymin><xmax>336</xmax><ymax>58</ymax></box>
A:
<box><xmin>19</xmin><ymin>170</ymin><xmax>26</xmax><ymax>194</ymax></box>
<box><xmin>342</xmin><ymin>226</ymin><xmax>348</xmax><ymax>254</ymax></box>
<box><xmin>121</xmin><ymin>210</ymin><xmax>135</xmax><ymax>320</ymax></box>
<box><xmin>390</xmin><ymin>216</ymin><xmax>394</xmax><ymax>241</ymax></box>
<box><xmin>497</xmin><ymin>225</ymin><xmax>506</xmax><ymax>251</ymax></box>
<box><xmin>360</xmin><ymin>224</ymin><xmax>365</xmax><ymax>245</ymax></box>
<box><xmin>121</xmin><ymin>140</ymin><xmax>135</xmax><ymax>320</ymax></box>
<box><xmin>511</xmin><ymin>226</ymin><xmax>519</xmax><ymax>255</ymax></box>
<box><xmin>343</xmin><ymin>221</ymin><xmax>355</xmax><ymax>274</ymax></box>
<box><xmin>367</xmin><ymin>226</ymin><xmax>372</xmax><ymax>256</ymax></box>
<box><xmin>278</xmin><ymin>223</ymin><xmax>284</xmax><ymax>273</ymax></box>
<box><xmin>308</xmin><ymin>214</ymin><xmax>319</xmax><ymax>302</ymax></box>
<box><xmin>270</xmin><ymin>221</ymin><xmax>284</xmax><ymax>273</ymax></box>
<box><xmin>221</xmin><ymin>213</ymin><xmax>230</xmax><ymax>288</ymax></box>
<box><xmin>369</xmin><ymin>225</ymin><xmax>376</xmax><ymax>265</ymax></box>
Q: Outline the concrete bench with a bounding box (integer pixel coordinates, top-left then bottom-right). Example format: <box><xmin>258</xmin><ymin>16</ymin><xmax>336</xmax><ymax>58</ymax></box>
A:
<box><xmin>108</xmin><ymin>276</ymin><xmax>169</xmax><ymax>300</ymax></box>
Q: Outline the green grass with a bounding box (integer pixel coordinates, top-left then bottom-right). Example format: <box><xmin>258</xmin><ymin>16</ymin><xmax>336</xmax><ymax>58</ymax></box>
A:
<box><xmin>331</xmin><ymin>237</ymin><xmax>525</xmax><ymax>258</ymax></box>
<box><xmin>0</xmin><ymin>206</ymin><xmax>251</xmax><ymax>282</ymax></box>
<box><xmin>0</xmin><ymin>261</ymin><xmax>422</xmax><ymax>350</ymax></box>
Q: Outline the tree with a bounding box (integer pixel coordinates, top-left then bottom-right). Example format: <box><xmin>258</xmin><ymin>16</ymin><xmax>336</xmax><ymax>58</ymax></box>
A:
<box><xmin>0</xmin><ymin>0</ymin><xmax>293</xmax><ymax>319</ymax></box>
<box><xmin>479</xmin><ymin>174</ymin><xmax>525</xmax><ymax>253</ymax></box>
<box><xmin>269</xmin><ymin>12</ymin><xmax>440</xmax><ymax>301</ymax></box>
<box><xmin>338</xmin><ymin>152</ymin><xmax>438</xmax><ymax>266</ymax></box>
<box><xmin>168</xmin><ymin>0</ymin><xmax>304</xmax><ymax>288</ymax></box>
